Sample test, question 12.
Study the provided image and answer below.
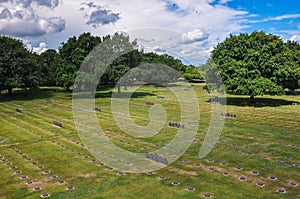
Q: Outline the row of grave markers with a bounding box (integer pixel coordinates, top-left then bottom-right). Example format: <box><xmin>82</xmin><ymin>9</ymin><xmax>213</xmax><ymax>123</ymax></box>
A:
<box><xmin>1</xmin><ymin>146</ymin><xmax>75</xmax><ymax>198</ymax></box>
<box><xmin>145</xmin><ymin>153</ymin><xmax>168</xmax><ymax>165</ymax></box>
<box><xmin>221</xmin><ymin>112</ymin><xmax>236</xmax><ymax>118</ymax></box>
<box><xmin>168</xmin><ymin>121</ymin><xmax>184</xmax><ymax>129</ymax></box>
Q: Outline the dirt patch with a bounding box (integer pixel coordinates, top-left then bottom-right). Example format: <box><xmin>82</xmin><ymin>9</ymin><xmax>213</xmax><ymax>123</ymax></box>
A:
<box><xmin>17</xmin><ymin>175</ymin><xmax>55</xmax><ymax>190</ymax></box>
<box><xmin>78</xmin><ymin>172</ymin><xmax>97</xmax><ymax>178</ymax></box>
<box><xmin>186</xmin><ymin>163</ymin><xmax>268</xmax><ymax>185</ymax></box>
<box><xmin>167</xmin><ymin>167</ymin><xmax>197</xmax><ymax>176</ymax></box>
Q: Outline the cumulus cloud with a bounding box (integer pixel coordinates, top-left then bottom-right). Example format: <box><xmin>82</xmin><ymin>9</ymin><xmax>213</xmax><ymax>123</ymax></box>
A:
<box><xmin>290</xmin><ymin>35</ymin><xmax>300</xmax><ymax>42</ymax></box>
<box><xmin>32</xmin><ymin>42</ymin><xmax>48</xmax><ymax>54</ymax></box>
<box><xmin>181</xmin><ymin>29</ymin><xmax>209</xmax><ymax>44</ymax></box>
<box><xmin>128</xmin><ymin>28</ymin><xmax>211</xmax><ymax>65</ymax></box>
<box><xmin>0</xmin><ymin>0</ymin><xmax>65</xmax><ymax>37</ymax></box>
<box><xmin>80</xmin><ymin>1</ymin><xmax>120</xmax><ymax>27</ymax></box>
<box><xmin>72</xmin><ymin>0</ymin><xmax>247</xmax><ymax>64</ymax></box>
<box><xmin>87</xmin><ymin>9</ymin><xmax>120</xmax><ymax>27</ymax></box>
<box><xmin>0</xmin><ymin>8</ymin><xmax>11</xmax><ymax>19</ymax></box>
<box><xmin>7</xmin><ymin>0</ymin><xmax>298</xmax><ymax>65</ymax></box>
<box><xmin>31</xmin><ymin>0</ymin><xmax>59</xmax><ymax>9</ymax></box>
<box><xmin>0</xmin><ymin>0</ymin><xmax>59</xmax><ymax>9</ymax></box>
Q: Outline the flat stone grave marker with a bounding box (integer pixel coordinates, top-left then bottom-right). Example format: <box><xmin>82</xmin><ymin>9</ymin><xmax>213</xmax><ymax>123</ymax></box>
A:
<box><xmin>66</xmin><ymin>186</ymin><xmax>75</xmax><ymax>190</ymax></box>
<box><xmin>40</xmin><ymin>193</ymin><xmax>50</xmax><ymax>198</ymax></box>
<box><xmin>186</xmin><ymin>187</ymin><xmax>195</xmax><ymax>191</ymax></box>
<box><xmin>53</xmin><ymin>121</ymin><xmax>62</xmax><ymax>128</ymax></box>
<box><xmin>93</xmin><ymin>107</ymin><xmax>101</xmax><ymax>112</ymax></box>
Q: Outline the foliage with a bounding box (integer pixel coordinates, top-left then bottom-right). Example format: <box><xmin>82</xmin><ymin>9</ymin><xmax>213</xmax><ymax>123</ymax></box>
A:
<box><xmin>198</xmin><ymin>57</ymin><xmax>216</xmax><ymax>77</ymax></box>
<box><xmin>0</xmin><ymin>36</ymin><xmax>41</xmax><ymax>94</ymax></box>
<box><xmin>140</xmin><ymin>52</ymin><xmax>201</xmax><ymax>81</ymax></box>
<box><xmin>72</xmin><ymin>33</ymin><xmax>139</xmax><ymax>93</ymax></box>
<box><xmin>39</xmin><ymin>49</ymin><xmax>61</xmax><ymax>86</ymax></box>
<box><xmin>183</xmin><ymin>65</ymin><xmax>203</xmax><ymax>80</ymax></box>
<box><xmin>57</xmin><ymin>32</ymin><xmax>102</xmax><ymax>90</ymax></box>
<box><xmin>211</xmin><ymin>31</ymin><xmax>300</xmax><ymax>100</ymax></box>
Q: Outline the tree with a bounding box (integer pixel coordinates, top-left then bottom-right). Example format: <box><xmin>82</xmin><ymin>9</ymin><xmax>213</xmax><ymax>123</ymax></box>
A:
<box><xmin>183</xmin><ymin>65</ymin><xmax>203</xmax><ymax>80</ymax></box>
<box><xmin>98</xmin><ymin>33</ymin><xmax>140</xmax><ymax>86</ymax></box>
<box><xmin>57</xmin><ymin>32</ymin><xmax>102</xmax><ymax>91</ymax></box>
<box><xmin>141</xmin><ymin>52</ymin><xmax>186</xmax><ymax>73</ymax></box>
<box><xmin>74</xmin><ymin>32</ymin><xmax>139</xmax><ymax>94</ymax></box>
<box><xmin>0</xmin><ymin>36</ymin><xmax>41</xmax><ymax>95</ymax></box>
<box><xmin>211</xmin><ymin>31</ymin><xmax>297</xmax><ymax>101</ymax></box>
<box><xmin>39</xmin><ymin>49</ymin><xmax>60</xmax><ymax>86</ymax></box>
<box><xmin>198</xmin><ymin>57</ymin><xmax>216</xmax><ymax>77</ymax></box>
<box><xmin>281</xmin><ymin>40</ymin><xmax>300</xmax><ymax>93</ymax></box>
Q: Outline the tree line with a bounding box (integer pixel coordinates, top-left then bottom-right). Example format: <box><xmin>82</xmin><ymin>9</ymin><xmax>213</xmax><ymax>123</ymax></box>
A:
<box><xmin>2</xmin><ymin>31</ymin><xmax>299</xmax><ymax>99</ymax></box>
<box><xmin>0</xmin><ymin>32</ymin><xmax>201</xmax><ymax>94</ymax></box>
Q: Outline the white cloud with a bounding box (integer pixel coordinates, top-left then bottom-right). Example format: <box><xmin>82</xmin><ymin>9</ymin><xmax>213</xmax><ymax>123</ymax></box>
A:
<box><xmin>0</xmin><ymin>0</ymin><xmax>65</xmax><ymax>37</ymax></box>
<box><xmin>75</xmin><ymin>0</ymin><xmax>249</xmax><ymax>64</ymax></box>
<box><xmin>290</xmin><ymin>35</ymin><xmax>300</xmax><ymax>42</ymax></box>
<box><xmin>278</xmin><ymin>26</ymin><xmax>300</xmax><ymax>43</ymax></box>
<box><xmin>181</xmin><ymin>29</ymin><xmax>209</xmax><ymax>44</ymax></box>
<box><xmin>268</xmin><ymin>14</ymin><xmax>300</xmax><ymax>21</ymax></box>
<box><xmin>32</xmin><ymin>42</ymin><xmax>48</xmax><ymax>54</ymax></box>
<box><xmin>218</xmin><ymin>0</ymin><xmax>232</xmax><ymax>4</ymax></box>
<box><xmin>80</xmin><ymin>1</ymin><xmax>120</xmax><ymax>27</ymax></box>
<box><xmin>249</xmin><ymin>14</ymin><xmax>300</xmax><ymax>23</ymax></box>
<box><xmin>128</xmin><ymin>28</ymin><xmax>212</xmax><ymax>65</ymax></box>
<box><xmin>0</xmin><ymin>0</ymin><xmax>261</xmax><ymax>64</ymax></box>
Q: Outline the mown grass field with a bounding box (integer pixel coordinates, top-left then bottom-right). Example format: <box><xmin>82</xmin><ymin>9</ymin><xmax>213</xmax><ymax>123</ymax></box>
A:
<box><xmin>0</xmin><ymin>84</ymin><xmax>299</xmax><ymax>199</ymax></box>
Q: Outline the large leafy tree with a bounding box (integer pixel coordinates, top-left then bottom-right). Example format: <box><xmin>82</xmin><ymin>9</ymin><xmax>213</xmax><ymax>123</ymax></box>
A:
<box><xmin>183</xmin><ymin>65</ymin><xmax>203</xmax><ymax>80</ymax></box>
<box><xmin>99</xmin><ymin>34</ymin><xmax>141</xmax><ymax>86</ymax></box>
<box><xmin>211</xmin><ymin>31</ymin><xmax>299</xmax><ymax>101</ymax></box>
<box><xmin>78</xmin><ymin>33</ymin><xmax>140</xmax><ymax>90</ymax></box>
<box><xmin>140</xmin><ymin>52</ymin><xmax>200</xmax><ymax>81</ymax></box>
<box><xmin>49</xmin><ymin>32</ymin><xmax>205</xmax><ymax>91</ymax></box>
<box><xmin>0</xmin><ymin>36</ymin><xmax>41</xmax><ymax>95</ymax></box>
<box><xmin>281</xmin><ymin>40</ymin><xmax>300</xmax><ymax>92</ymax></box>
<box><xmin>39</xmin><ymin>49</ymin><xmax>61</xmax><ymax>86</ymax></box>
<box><xmin>57</xmin><ymin>32</ymin><xmax>102</xmax><ymax>90</ymax></box>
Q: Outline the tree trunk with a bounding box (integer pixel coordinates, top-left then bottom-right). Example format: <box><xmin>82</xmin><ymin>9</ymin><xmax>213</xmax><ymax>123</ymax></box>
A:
<box><xmin>117</xmin><ymin>83</ymin><xmax>121</xmax><ymax>94</ymax></box>
<box><xmin>250</xmin><ymin>95</ymin><xmax>254</xmax><ymax>102</ymax></box>
<box><xmin>65</xmin><ymin>87</ymin><xmax>71</xmax><ymax>92</ymax></box>
<box><xmin>8</xmin><ymin>87</ymin><xmax>13</xmax><ymax>95</ymax></box>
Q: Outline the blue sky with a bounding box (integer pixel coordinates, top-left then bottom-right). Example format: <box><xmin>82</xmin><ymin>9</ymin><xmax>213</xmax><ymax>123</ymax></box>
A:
<box><xmin>224</xmin><ymin>0</ymin><xmax>300</xmax><ymax>35</ymax></box>
<box><xmin>0</xmin><ymin>0</ymin><xmax>299</xmax><ymax>65</ymax></box>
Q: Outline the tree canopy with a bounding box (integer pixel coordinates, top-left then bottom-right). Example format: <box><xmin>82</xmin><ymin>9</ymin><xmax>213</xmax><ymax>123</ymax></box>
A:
<box><xmin>0</xmin><ymin>36</ymin><xmax>41</xmax><ymax>95</ymax></box>
<box><xmin>56</xmin><ymin>32</ymin><xmax>102</xmax><ymax>91</ymax></box>
<box><xmin>210</xmin><ymin>31</ymin><xmax>300</xmax><ymax>100</ymax></box>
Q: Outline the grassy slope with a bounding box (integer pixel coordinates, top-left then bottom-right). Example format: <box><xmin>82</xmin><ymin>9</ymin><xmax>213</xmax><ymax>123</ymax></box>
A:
<box><xmin>0</xmin><ymin>85</ymin><xmax>299</xmax><ymax>199</ymax></box>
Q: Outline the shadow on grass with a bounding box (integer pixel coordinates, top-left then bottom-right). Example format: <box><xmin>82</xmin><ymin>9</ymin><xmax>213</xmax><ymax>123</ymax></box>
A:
<box><xmin>74</xmin><ymin>84</ymin><xmax>158</xmax><ymax>99</ymax></box>
<box><xmin>0</xmin><ymin>87</ymin><xmax>64</xmax><ymax>102</ymax></box>
<box><xmin>95</xmin><ymin>91</ymin><xmax>156</xmax><ymax>99</ymax></box>
<box><xmin>218</xmin><ymin>97</ymin><xmax>298</xmax><ymax>107</ymax></box>
<box><xmin>285</xmin><ymin>90</ymin><xmax>300</xmax><ymax>95</ymax></box>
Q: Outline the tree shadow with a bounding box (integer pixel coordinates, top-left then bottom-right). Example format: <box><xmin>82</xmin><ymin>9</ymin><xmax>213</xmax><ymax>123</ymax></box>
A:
<box><xmin>95</xmin><ymin>91</ymin><xmax>156</xmax><ymax>99</ymax></box>
<box><xmin>216</xmin><ymin>96</ymin><xmax>298</xmax><ymax>107</ymax></box>
<box><xmin>0</xmin><ymin>87</ymin><xmax>60</xmax><ymax>102</ymax></box>
<box><xmin>72</xmin><ymin>89</ymin><xmax>157</xmax><ymax>99</ymax></box>
<box><xmin>285</xmin><ymin>90</ymin><xmax>300</xmax><ymax>95</ymax></box>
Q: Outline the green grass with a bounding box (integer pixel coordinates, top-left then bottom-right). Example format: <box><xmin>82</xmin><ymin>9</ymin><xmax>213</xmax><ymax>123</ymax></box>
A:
<box><xmin>0</xmin><ymin>85</ymin><xmax>299</xmax><ymax>198</ymax></box>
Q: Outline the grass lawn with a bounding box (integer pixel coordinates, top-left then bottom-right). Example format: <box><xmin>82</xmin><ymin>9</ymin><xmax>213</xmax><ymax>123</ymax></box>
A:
<box><xmin>0</xmin><ymin>84</ymin><xmax>299</xmax><ymax>198</ymax></box>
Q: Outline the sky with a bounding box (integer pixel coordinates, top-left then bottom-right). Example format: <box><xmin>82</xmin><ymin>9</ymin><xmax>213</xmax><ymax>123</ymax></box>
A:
<box><xmin>0</xmin><ymin>0</ymin><xmax>299</xmax><ymax>65</ymax></box>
